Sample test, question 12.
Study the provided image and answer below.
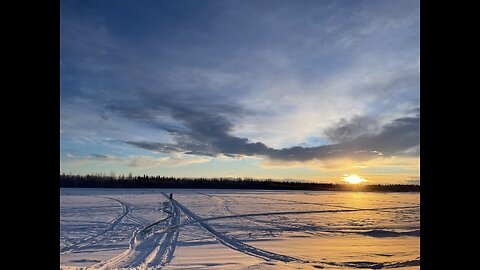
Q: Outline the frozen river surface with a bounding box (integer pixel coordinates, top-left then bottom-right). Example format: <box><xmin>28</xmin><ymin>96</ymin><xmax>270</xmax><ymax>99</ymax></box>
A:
<box><xmin>60</xmin><ymin>188</ymin><xmax>420</xmax><ymax>269</ymax></box>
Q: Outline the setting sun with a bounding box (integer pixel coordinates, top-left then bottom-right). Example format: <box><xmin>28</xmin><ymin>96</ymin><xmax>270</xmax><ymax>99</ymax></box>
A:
<box><xmin>343</xmin><ymin>174</ymin><xmax>367</xmax><ymax>184</ymax></box>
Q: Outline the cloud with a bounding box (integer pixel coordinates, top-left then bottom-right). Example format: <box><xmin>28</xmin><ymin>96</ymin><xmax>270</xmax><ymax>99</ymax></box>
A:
<box><xmin>101</xmin><ymin>88</ymin><xmax>269</xmax><ymax>158</ymax></box>
<box><xmin>127</xmin><ymin>155</ymin><xmax>210</xmax><ymax>168</ymax></box>
<box><xmin>89</xmin><ymin>154</ymin><xmax>123</xmax><ymax>162</ymax></box>
<box><xmin>255</xmin><ymin>113</ymin><xmax>419</xmax><ymax>162</ymax></box>
<box><xmin>64</xmin><ymin>153</ymin><xmax>209</xmax><ymax>168</ymax></box>
<box><xmin>126</xmin><ymin>111</ymin><xmax>419</xmax><ymax>165</ymax></box>
<box><xmin>405</xmin><ymin>178</ymin><xmax>420</xmax><ymax>185</ymax></box>
<box><xmin>124</xmin><ymin>141</ymin><xmax>184</xmax><ymax>154</ymax></box>
<box><xmin>324</xmin><ymin>116</ymin><xmax>381</xmax><ymax>143</ymax></box>
<box><xmin>60</xmin><ymin>0</ymin><xmax>419</xmax><ymax>176</ymax></box>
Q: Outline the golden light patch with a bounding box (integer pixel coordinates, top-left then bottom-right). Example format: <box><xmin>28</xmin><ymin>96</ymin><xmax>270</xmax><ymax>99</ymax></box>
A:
<box><xmin>343</xmin><ymin>174</ymin><xmax>367</xmax><ymax>184</ymax></box>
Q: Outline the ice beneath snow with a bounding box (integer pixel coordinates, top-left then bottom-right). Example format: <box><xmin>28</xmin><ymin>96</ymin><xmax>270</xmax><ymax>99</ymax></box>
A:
<box><xmin>60</xmin><ymin>188</ymin><xmax>420</xmax><ymax>269</ymax></box>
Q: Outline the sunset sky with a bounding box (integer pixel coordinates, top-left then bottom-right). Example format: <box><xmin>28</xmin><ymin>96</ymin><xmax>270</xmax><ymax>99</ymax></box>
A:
<box><xmin>60</xmin><ymin>0</ymin><xmax>419</xmax><ymax>184</ymax></box>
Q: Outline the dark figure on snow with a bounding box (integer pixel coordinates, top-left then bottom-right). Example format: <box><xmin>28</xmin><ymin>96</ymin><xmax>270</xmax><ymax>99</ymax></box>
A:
<box><xmin>169</xmin><ymin>193</ymin><xmax>173</xmax><ymax>199</ymax></box>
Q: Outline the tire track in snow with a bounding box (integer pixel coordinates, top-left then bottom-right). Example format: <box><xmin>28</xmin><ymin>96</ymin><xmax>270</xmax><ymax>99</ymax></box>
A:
<box><xmin>200</xmin><ymin>193</ymin><xmax>330</xmax><ymax>237</ymax></box>
<box><xmin>226</xmin><ymin>193</ymin><xmax>419</xmax><ymax>212</ymax></box>
<box><xmin>198</xmin><ymin>193</ymin><xmax>294</xmax><ymax>238</ymax></box>
<box><xmin>93</xmin><ymin>198</ymin><xmax>181</xmax><ymax>269</ymax></box>
<box><xmin>322</xmin><ymin>257</ymin><xmax>420</xmax><ymax>269</ymax></box>
<box><xmin>197</xmin><ymin>192</ymin><xmax>230</xmax><ymax>217</ymax></box>
<box><xmin>303</xmin><ymin>192</ymin><xmax>420</xmax><ymax>207</ymax></box>
<box><xmin>197</xmin><ymin>192</ymin><xmax>234</xmax><ymax>217</ymax></box>
<box><xmin>62</xmin><ymin>192</ymin><xmax>418</xmax><ymax>269</ymax></box>
<box><xmin>182</xmin><ymin>193</ymin><xmax>420</xmax><ymax>269</ymax></box>
<box><xmin>207</xmin><ymin>195</ymin><xmax>418</xmax><ymax>237</ymax></box>
<box><xmin>160</xmin><ymin>204</ymin><xmax>420</xmax><ymax>235</ymax></box>
<box><xmin>203</xmin><ymin>205</ymin><xmax>420</xmax><ymax>222</ymax></box>
<box><xmin>171</xmin><ymin>194</ymin><xmax>302</xmax><ymax>263</ymax></box>
<box><xmin>60</xmin><ymin>196</ymin><xmax>131</xmax><ymax>255</ymax></box>
<box><xmin>231</xmin><ymin>193</ymin><xmax>420</xmax><ymax>210</ymax></box>
<box><xmin>225</xmin><ymin>193</ymin><xmax>364</xmax><ymax>210</ymax></box>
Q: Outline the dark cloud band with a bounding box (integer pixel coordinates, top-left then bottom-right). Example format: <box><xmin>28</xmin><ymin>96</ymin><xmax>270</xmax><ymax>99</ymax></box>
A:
<box><xmin>119</xmin><ymin>95</ymin><xmax>419</xmax><ymax>162</ymax></box>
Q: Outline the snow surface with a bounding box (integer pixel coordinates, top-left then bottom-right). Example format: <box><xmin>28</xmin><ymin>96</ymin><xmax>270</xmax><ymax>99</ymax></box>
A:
<box><xmin>60</xmin><ymin>189</ymin><xmax>420</xmax><ymax>269</ymax></box>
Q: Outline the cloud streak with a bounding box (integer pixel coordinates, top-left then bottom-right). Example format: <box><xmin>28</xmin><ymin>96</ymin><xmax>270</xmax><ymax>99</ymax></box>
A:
<box><xmin>60</xmin><ymin>0</ymin><xmax>419</xmax><ymax>180</ymax></box>
<box><xmin>64</xmin><ymin>153</ymin><xmax>210</xmax><ymax>168</ymax></box>
<box><xmin>405</xmin><ymin>178</ymin><xmax>420</xmax><ymax>185</ymax></box>
<box><xmin>121</xmin><ymin>100</ymin><xmax>419</xmax><ymax>163</ymax></box>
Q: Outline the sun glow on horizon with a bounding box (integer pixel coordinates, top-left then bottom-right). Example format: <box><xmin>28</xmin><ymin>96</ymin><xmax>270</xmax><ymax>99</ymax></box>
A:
<box><xmin>343</xmin><ymin>174</ymin><xmax>367</xmax><ymax>184</ymax></box>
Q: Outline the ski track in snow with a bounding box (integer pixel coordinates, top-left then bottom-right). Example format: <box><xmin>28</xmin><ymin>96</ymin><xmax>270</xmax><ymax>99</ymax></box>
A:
<box><xmin>93</xmin><ymin>197</ymin><xmax>181</xmax><ymax>270</ymax></box>
<box><xmin>60</xmin><ymin>196</ymin><xmax>132</xmax><ymax>255</ymax></box>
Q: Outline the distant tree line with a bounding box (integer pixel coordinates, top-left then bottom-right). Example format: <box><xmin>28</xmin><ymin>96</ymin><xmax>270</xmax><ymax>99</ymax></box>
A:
<box><xmin>59</xmin><ymin>173</ymin><xmax>420</xmax><ymax>192</ymax></box>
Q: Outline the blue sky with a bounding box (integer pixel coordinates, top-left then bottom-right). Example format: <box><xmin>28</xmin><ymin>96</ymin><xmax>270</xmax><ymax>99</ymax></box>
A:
<box><xmin>60</xmin><ymin>0</ymin><xmax>419</xmax><ymax>184</ymax></box>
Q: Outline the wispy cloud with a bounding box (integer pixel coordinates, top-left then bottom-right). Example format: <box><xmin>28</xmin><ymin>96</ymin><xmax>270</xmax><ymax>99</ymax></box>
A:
<box><xmin>127</xmin><ymin>155</ymin><xmax>210</xmax><ymax>168</ymax></box>
<box><xmin>89</xmin><ymin>154</ymin><xmax>123</xmax><ymax>162</ymax></box>
<box><xmin>63</xmin><ymin>153</ymin><xmax>209</xmax><ymax>168</ymax></box>
<box><xmin>405</xmin><ymin>177</ymin><xmax>420</xmax><ymax>185</ymax></box>
<box><xmin>60</xmin><ymin>0</ymin><xmax>419</xmax><ymax>180</ymax></box>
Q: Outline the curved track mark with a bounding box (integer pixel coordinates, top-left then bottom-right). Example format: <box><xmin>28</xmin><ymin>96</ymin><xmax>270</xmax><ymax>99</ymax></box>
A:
<box><xmin>171</xmin><ymin>194</ymin><xmax>301</xmax><ymax>263</ymax></box>
<box><xmin>94</xmin><ymin>198</ymin><xmax>181</xmax><ymax>269</ymax></box>
<box><xmin>60</xmin><ymin>196</ymin><xmax>130</xmax><ymax>255</ymax></box>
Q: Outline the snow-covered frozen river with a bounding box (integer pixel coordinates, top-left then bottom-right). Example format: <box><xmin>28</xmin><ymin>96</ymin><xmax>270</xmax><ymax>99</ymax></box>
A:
<box><xmin>60</xmin><ymin>188</ymin><xmax>420</xmax><ymax>269</ymax></box>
